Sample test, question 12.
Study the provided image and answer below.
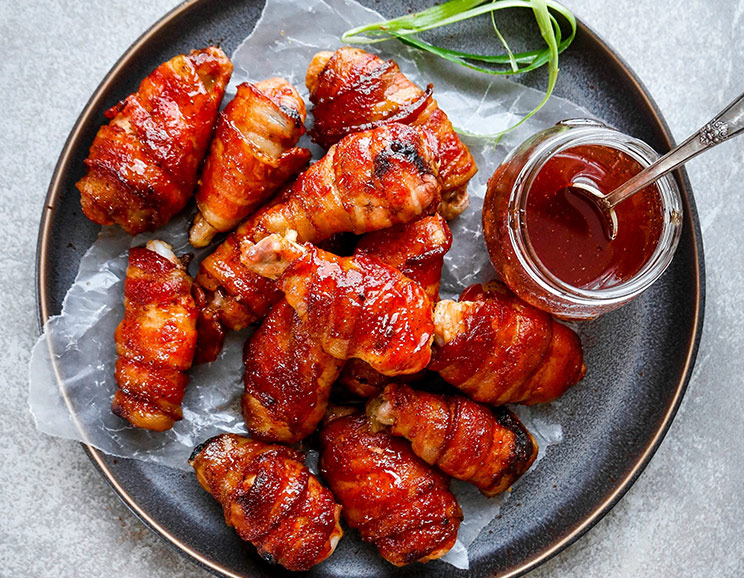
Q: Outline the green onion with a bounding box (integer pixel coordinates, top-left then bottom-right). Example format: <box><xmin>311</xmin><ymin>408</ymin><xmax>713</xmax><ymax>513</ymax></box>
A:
<box><xmin>491</xmin><ymin>1</ymin><xmax>519</xmax><ymax>73</ymax></box>
<box><xmin>341</xmin><ymin>0</ymin><xmax>576</xmax><ymax>137</ymax></box>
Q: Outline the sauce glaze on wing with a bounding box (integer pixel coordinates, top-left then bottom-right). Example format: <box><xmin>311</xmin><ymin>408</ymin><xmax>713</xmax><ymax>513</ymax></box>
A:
<box><xmin>77</xmin><ymin>47</ymin><xmax>232</xmax><ymax>234</ymax></box>
<box><xmin>306</xmin><ymin>47</ymin><xmax>477</xmax><ymax>219</ymax></box>
<box><xmin>112</xmin><ymin>241</ymin><xmax>197</xmax><ymax>431</ymax></box>
<box><xmin>318</xmin><ymin>409</ymin><xmax>462</xmax><ymax>566</ymax></box>
<box><xmin>190</xmin><ymin>433</ymin><xmax>343</xmax><ymax>571</ymax></box>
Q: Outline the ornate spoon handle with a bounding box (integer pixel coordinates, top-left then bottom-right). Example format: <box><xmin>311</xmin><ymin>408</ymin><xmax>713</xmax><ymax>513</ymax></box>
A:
<box><xmin>602</xmin><ymin>91</ymin><xmax>744</xmax><ymax>209</ymax></box>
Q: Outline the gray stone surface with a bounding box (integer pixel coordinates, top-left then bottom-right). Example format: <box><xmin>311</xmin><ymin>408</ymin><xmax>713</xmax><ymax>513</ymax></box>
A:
<box><xmin>1</xmin><ymin>0</ymin><xmax>742</xmax><ymax>576</ymax></box>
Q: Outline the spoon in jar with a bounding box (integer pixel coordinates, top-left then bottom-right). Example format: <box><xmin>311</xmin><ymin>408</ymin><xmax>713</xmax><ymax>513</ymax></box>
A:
<box><xmin>569</xmin><ymin>91</ymin><xmax>744</xmax><ymax>240</ymax></box>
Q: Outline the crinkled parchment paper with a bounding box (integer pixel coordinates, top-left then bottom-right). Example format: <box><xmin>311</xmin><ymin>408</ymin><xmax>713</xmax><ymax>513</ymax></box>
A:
<box><xmin>29</xmin><ymin>0</ymin><xmax>593</xmax><ymax>569</ymax></box>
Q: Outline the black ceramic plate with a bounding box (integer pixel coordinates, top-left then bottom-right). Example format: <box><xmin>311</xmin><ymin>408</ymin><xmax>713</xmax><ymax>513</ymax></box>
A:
<box><xmin>36</xmin><ymin>1</ymin><xmax>704</xmax><ymax>577</ymax></box>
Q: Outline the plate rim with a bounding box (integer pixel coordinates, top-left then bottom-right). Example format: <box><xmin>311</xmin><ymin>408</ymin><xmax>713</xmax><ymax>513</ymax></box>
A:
<box><xmin>34</xmin><ymin>1</ymin><xmax>706</xmax><ymax>576</ymax></box>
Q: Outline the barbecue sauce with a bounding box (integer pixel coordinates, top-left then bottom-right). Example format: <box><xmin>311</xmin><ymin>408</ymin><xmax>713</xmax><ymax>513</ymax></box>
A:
<box><xmin>524</xmin><ymin>145</ymin><xmax>663</xmax><ymax>290</ymax></box>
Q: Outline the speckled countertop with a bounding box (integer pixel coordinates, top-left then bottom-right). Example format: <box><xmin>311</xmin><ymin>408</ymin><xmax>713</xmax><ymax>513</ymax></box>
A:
<box><xmin>2</xmin><ymin>0</ymin><xmax>743</xmax><ymax>576</ymax></box>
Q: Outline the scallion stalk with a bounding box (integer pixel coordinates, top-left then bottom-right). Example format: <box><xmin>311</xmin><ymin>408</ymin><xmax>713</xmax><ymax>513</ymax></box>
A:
<box><xmin>341</xmin><ymin>0</ymin><xmax>576</xmax><ymax>137</ymax></box>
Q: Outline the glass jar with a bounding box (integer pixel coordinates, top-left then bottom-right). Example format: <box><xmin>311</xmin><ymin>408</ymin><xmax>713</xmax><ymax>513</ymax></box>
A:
<box><xmin>482</xmin><ymin>119</ymin><xmax>683</xmax><ymax>320</ymax></box>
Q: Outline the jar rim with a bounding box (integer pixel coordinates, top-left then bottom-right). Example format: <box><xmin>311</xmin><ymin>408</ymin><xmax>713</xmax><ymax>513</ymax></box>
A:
<box><xmin>506</xmin><ymin>123</ymin><xmax>684</xmax><ymax>307</ymax></box>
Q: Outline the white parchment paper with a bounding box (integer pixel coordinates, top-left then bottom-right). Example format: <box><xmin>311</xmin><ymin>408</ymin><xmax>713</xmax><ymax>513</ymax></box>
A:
<box><xmin>29</xmin><ymin>0</ymin><xmax>593</xmax><ymax>568</ymax></box>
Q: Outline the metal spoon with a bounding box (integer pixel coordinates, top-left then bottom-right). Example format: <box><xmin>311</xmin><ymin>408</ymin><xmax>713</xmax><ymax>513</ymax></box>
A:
<box><xmin>569</xmin><ymin>91</ymin><xmax>744</xmax><ymax>240</ymax></box>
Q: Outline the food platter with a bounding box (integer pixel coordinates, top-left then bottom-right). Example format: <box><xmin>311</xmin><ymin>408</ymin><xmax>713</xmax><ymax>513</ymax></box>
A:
<box><xmin>36</xmin><ymin>0</ymin><xmax>704</xmax><ymax>576</ymax></box>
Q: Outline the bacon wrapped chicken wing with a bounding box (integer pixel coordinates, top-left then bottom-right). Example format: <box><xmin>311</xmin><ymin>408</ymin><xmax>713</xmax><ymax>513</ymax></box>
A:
<box><xmin>430</xmin><ymin>281</ymin><xmax>586</xmax><ymax>405</ymax></box>
<box><xmin>189</xmin><ymin>434</ymin><xmax>342</xmax><ymax>571</ymax></box>
<box><xmin>190</xmin><ymin>78</ymin><xmax>311</xmax><ymax>247</ymax></box>
<box><xmin>368</xmin><ymin>384</ymin><xmax>538</xmax><ymax>496</ymax></box>
<box><xmin>240</xmin><ymin>232</ymin><xmax>435</xmax><ymax>376</ymax></box>
<box><xmin>319</xmin><ymin>408</ymin><xmax>462</xmax><ymax>566</ymax></box>
<box><xmin>306</xmin><ymin>47</ymin><xmax>476</xmax><ymax>219</ymax></box>
<box><xmin>112</xmin><ymin>241</ymin><xmax>197</xmax><ymax>431</ymax></box>
<box><xmin>77</xmin><ymin>47</ymin><xmax>232</xmax><ymax>234</ymax></box>
<box><xmin>242</xmin><ymin>299</ymin><xmax>345</xmax><ymax>443</ymax></box>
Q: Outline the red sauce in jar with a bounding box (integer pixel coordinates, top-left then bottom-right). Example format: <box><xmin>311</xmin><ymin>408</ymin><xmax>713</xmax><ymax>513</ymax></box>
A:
<box><xmin>525</xmin><ymin>144</ymin><xmax>663</xmax><ymax>290</ymax></box>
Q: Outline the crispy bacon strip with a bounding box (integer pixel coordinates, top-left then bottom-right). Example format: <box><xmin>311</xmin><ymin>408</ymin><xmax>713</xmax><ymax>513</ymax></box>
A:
<box><xmin>193</xmin><ymin>123</ymin><xmax>441</xmax><ymax>363</ymax></box>
<box><xmin>77</xmin><ymin>47</ymin><xmax>232</xmax><ymax>234</ymax></box>
<box><xmin>319</xmin><ymin>408</ymin><xmax>462</xmax><ymax>566</ymax></box>
<box><xmin>306</xmin><ymin>47</ymin><xmax>477</xmax><ymax>219</ymax></box>
<box><xmin>112</xmin><ymin>241</ymin><xmax>197</xmax><ymax>431</ymax></box>
<box><xmin>190</xmin><ymin>78</ymin><xmax>311</xmax><ymax>247</ymax></box>
<box><xmin>339</xmin><ymin>214</ymin><xmax>452</xmax><ymax>397</ymax></box>
<box><xmin>368</xmin><ymin>384</ymin><xmax>538</xmax><ymax>496</ymax></box>
<box><xmin>189</xmin><ymin>434</ymin><xmax>342</xmax><ymax>571</ymax></box>
<box><xmin>241</xmin><ymin>233</ymin><xmax>435</xmax><ymax>376</ymax></box>
<box><xmin>430</xmin><ymin>281</ymin><xmax>586</xmax><ymax>405</ymax></box>
<box><xmin>242</xmin><ymin>299</ymin><xmax>345</xmax><ymax>443</ymax></box>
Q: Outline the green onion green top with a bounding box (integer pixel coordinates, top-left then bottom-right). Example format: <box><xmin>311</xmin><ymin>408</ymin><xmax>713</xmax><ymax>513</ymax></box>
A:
<box><xmin>341</xmin><ymin>0</ymin><xmax>577</xmax><ymax>137</ymax></box>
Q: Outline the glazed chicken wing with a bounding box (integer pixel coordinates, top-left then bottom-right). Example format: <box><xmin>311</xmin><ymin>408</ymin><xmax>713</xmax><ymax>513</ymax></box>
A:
<box><xmin>190</xmin><ymin>78</ymin><xmax>311</xmax><ymax>247</ymax></box>
<box><xmin>339</xmin><ymin>214</ymin><xmax>452</xmax><ymax>397</ymax></box>
<box><xmin>242</xmin><ymin>299</ymin><xmax>345</xmax><ymax>443</ymax></box>
<box><xmin>319</xmin><ymin>408</ymin><xmax>462</xmax><ymax>566</ymax></box>
<box><xmin>240</xmin><ymin>233</ymin><xmax>435</xmax><ymax>376</ymax></box>
<box><xmin>77</xmin><ymin>47</ymin><xmax>232</xmax><ymax>234</ymax></box>
<box><xmin>189</xmin><ymin>434</ymin><xmax>342</xmax><ymax>571</ymax></box>
<box><xmin>112</xmin><ymin>241</ymin><xmax>197</xmax><ymax>431</ymax></box>
<box><xmin>306</xmin><ymin>47</ymin><xmax>477</xmax><ymax>219</ymax></box>
<box><xmin>430</xmin><ymin>281</ymin><xmax>586</xmax><ymax>405</ymax></box>
<box><xmin>368</xmin><ymin>384</ymin><xmax>538</xmax><ymax>496</ymax></box>
<box><xmin>193</xmin><ymin>123</ymin><xmax>441</xmax><ymax>362</ymax></box>
<box><xmin>241</xmin><ymin>213</ymin><xmax>449</xmax><ymax>439</ymax></box>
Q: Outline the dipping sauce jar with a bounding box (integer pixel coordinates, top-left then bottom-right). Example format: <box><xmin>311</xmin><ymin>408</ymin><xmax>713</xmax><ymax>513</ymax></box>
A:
<box><xmin>483</xmin><ymin>119</ymin><xmax>683</xmax><ymax>319</ymax></box>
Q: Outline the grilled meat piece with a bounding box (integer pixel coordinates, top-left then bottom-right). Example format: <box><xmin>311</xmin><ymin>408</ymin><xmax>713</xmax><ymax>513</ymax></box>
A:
<box><xmin>112</xmin><ymin>241</ymin><xmax>197</xmax><ymax>430</ymax></box>
<box><xmin>306</xmin><ymin>47</ymin><xmax>476</xmax><ymax>219</ymax></box>
<box><xmin>190</xmin><ymin>78</ymin><xmax>311</xmax><ymax>247</ymax></box>
<box><xmin>318</xmin><ymin>408</ymin><xmax>461</xmax><ymax>566</ymax></box>
<box><xmin>77</xmin><ymin>47</ymin><xmax>232</xmax><ymax>234</ymax></box>
<box><xmin>368</xmin><ymin>383</ymin><xmax>538</xmax><ymax>496</ymax></box>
